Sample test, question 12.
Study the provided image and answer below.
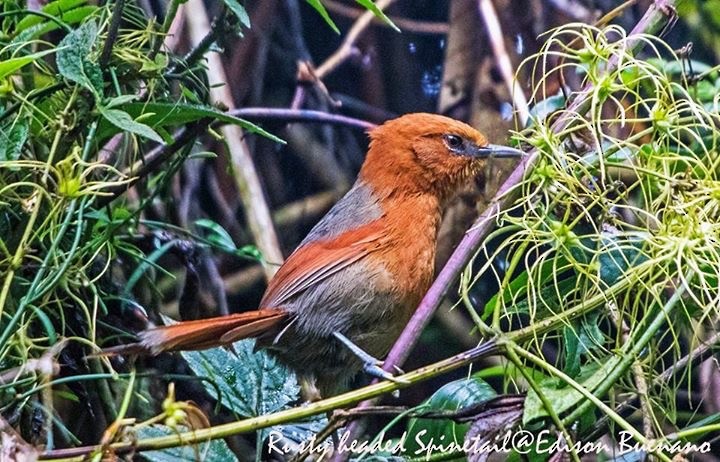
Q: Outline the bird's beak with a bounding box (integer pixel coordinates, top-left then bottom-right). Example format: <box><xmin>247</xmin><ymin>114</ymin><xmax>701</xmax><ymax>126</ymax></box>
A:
<box><xmin>472</xmin><ymin>144</ymin><xmax>525</xmax><ymax>158</ymax></box>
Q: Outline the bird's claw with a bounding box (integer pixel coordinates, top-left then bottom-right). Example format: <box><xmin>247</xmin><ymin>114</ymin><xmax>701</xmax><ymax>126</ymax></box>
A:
<box><xmin>363</xmin><ymin>362</ymin><xmax>409</xmax><ymax>384</ymax></box>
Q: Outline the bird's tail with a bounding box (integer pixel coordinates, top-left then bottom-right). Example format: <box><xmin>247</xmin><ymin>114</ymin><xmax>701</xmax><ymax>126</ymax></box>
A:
<box><xmin>101</xmin><ymin>308</ymin><xmax>288</xmax><ymax>356</ymax></box>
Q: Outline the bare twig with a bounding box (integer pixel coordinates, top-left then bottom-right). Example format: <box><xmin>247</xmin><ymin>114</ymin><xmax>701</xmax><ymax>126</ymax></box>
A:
<box><xmin>324</xmin><ymin>0</ymin><xmax>449</xmax><ymax>34</ymax></box>
<box><xmin>184</xmin><ymin>0</ymin><xmax>284</xmax><ymax>279</ymax></box>
<box><xmin>229</xmin><ymin>108</ymin><xmax>376</xmax><ymax>131</ymax></box>
<box><xmin>477</xmin><ymin>0</ymin><xmax>530</xmax><ymax>124</ymax></box>
<box><xmin>99</xmin><ymin>0</ymin><xmax>125</xmax><ymax>67</ymax></box>
<box><xmin>315</xmin><ymin>0</ymin><xmax>398</xmax><ymax>80</ymax></box>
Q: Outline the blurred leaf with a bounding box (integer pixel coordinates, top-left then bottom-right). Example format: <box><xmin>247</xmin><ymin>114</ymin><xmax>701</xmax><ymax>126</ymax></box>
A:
<box><xmin>223</xmin><ymin>0</ymin><xmax>251</xmax><ymax>28</ymax></box>
<box><xmin>138</xmin><ymin>424</ymin><xmax>238</xmax><ymax>462</ymax></box>
<box><xmin>406</xmin><ymin>377</ymin><xmax>496</xmax><ymax>457</ymax></box>
<box><xmin>355</xmin><ymin>0</ymin><xmax>399</xmax><ymax>32</ymax></box>
<box><xmin>305</xmin><ymin>0</ymin><xmax>340</xmax><ymax>34</ymax></box>
<box><xmin>523</xmin><ymin>356</ymin><xmax>620</xmax><ymax>424</ymax></box>
<box><xmin>181</xmin><ymin>339</ymin><xmax>299</xmax><ymax>419</ymax></box>
<box><xmin>15</xmin><ymin>0</ymin><xmax>87</xmax><ymax>32</ymax></box>
<box><xmin>98</xmin><ymin>107</ymin><xmax>164</xmax><ymax>143</ymax></box>
<box><xmin>0</xmin><ymin>119</ymin><xmax>29</xmax><ymax>161</ymax></box>
<box><xmin>12</xmin><ymin>6</ymin><xmax>98</xmax><ymax>43</ymax></box>
<box><xmin>56</xmin><ymin>19</ymin><xmax>103</xmax><ymax>97</ymax></box>
<box><xmin>0</xmin><ymin>48</ymin><xmax>58</xmax><ymax>80</ymax></box>
<box><xmin>96</xmin><ymin>102</ymin><xmax>284</xmax><ymax>144</ymax></box>
<box><xmin>194</xmin><ymin>218</ymin><xmax>236</xmax><ymax>252</ymax></box>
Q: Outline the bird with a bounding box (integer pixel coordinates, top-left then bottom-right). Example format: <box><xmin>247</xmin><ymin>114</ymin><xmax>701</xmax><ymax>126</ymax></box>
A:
<box><xmin>111</xmin><ymin>113</ymin><xmax>523</xmax><ymax>397</ymax></box>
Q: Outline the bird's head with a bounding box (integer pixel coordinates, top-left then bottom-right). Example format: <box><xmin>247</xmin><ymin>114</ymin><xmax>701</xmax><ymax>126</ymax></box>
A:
<box><xmin>360</xmin><ymin>113</ymin><xmax>524</xmax><ymax>200</ymax></box>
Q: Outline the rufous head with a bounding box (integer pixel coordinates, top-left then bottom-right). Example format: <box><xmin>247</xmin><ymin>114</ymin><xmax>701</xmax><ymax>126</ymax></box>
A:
<box><xmin>360</xmin><ymin>113</ymin><xmax>523</xmax><ymax>199</ymax></box>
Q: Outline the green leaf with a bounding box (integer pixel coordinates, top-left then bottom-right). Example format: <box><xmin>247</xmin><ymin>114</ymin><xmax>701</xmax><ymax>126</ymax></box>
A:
<box><xmin>99</xmin><ymin>107</ymin><xmax>164</xmax><ymax>143</ymax></box>
<box><xmin>563</xmin><ymin>313</ymin><xmax>603</xmax><ymax>378</ymax></box>
<box><xmin>181</xmin><ymin>339</ymin><xmax>299</xmax><ymax>419</ymax></box>
<box><xmin>305</xmin><ymin>0</ymin><xmax>340</xmax><ymax>34</ymax></box>
<box><xmin>223</xmin><ymin>0</ymin><xmax>251</xmax><ymax>28</ymax></box>
<box><xmin>194</xmin><ymin>218</ymin><xmax>237</xmax><ymax>253</ymax></box>
<box><xmin>523</xmin><ymin>356</ymin><xmax>621</xmax><ymax>424</ymax></box>
<box><xmin>597</xmin><ymin>236</ymin><xmax>647</xmax><ymax>286</ymax></box>
<box><xmin>56</xmin><ymin>19</ymin><xmax>103</xmax><ymax>97</ymax></box>
<box><xmin>0</xmin><ymin>118</ymin><xmax>29</xmax><ymax>161</ymax></box>
<box><xmin>138</xmin><ymin>425</ymin><xmax>238</xmax><ymax>462</ymax></box>
<box><xmin>405</xmin><ymin>377</ymin><xmax>496</xmax><ymax>457</ymax></box>
<box><xmin>355</xmin><ymin>0</ymin><xmax>400</xmax><ymax>32</ymax></box>
<box><xmin>0</xmin><ymin>48</ymin><xmax>58</xmax><ymax>80</ymax></box>
<box><xmin>15</xmin><ymin>0</ymin><xmax>87</xmax><ymax>32</ymax></box>
<box><xmin>11</xmin><ymin>6</ymin><xmax>98</xmax><ymax>44</ymax></box>
<box><xmin>97</xmin><ymin>102</ymin><xmax>285</xmax><ymax>144</ymax></box>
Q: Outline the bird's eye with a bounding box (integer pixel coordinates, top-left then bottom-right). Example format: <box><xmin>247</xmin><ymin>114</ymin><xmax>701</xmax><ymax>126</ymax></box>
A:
<box><xmin>443</xmin><ymin>134</ymin><xmax>465</xmax><ymax>152</ymax></box>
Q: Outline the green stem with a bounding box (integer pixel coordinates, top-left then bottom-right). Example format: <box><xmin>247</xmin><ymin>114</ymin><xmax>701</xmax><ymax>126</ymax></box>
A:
<box><xmin>39</xmin><ymin>342</ymin><xmax>499</xmax><ymax>460</ymax></box>
<box><xmin>562</xmin><ymin>273</ymin><xmax>689</xmax><ymax>425</ymax></box>
<box><xmin>504</xmin><ymin>343</ymin><xmax>581</xmax><ymax>462</ymax></box>
<box><xmin>510</xmin><ymin>343</ymin><xmax>672</xmax><ymax>462</ymax></box>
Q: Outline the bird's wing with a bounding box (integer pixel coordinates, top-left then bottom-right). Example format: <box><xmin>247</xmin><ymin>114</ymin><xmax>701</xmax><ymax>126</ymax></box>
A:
<box><xmin>261</xmin><ymin>224</ymin><xmax>387</xmax><ymax>307</ymax></box>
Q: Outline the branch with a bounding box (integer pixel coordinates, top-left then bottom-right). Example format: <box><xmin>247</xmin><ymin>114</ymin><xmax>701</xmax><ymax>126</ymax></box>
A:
<box><xmin>184</xmin><ymin>0</ymin><xmax>284</xmax><ymax>280</ymax></box>
<box><xmin>38</xmin><ymin>342</ymin><xmax>499</xmax><ymax>459</ymax></box>
<box><xmin>477</xmin><ymin>0</ymin><xmax>530</xmax><ymax>123</ymax></box>
<box><xmin>315</xmin><ymin>0</ymin><xmax>399</xmax><ymax>80</ymax></box>
<box><xmin>229</xmin><ymin>108</ymin><xmax>376</xmax><ymax>130</ymax></box>
<box><xmin>323</xmin><ymin>0</ymin><xmax>449</xmax><ymax>35</ymax></box>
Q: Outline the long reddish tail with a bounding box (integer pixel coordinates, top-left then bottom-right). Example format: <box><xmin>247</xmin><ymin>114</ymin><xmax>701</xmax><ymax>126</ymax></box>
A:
<box><xmin>103</xmin><ymin>308</ymin><xmax>288</xmax><ymax>355</ymax></box>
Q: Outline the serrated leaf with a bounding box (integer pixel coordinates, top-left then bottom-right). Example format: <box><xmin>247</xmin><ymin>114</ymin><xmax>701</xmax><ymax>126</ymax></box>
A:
<box><xmin>0</xmin><ymin>119</ymin><xmax>29</xmax><ymax>161</ymax></box>
<box><xmin>305</xmin><ymin>0</ymin><xmax>340</xmax><ymax>34</ymax></box>
<box><xmin>181</xmin><ymin>339</ymin><xmax>299</xmax><ymax>418</ymax></box>
<box><xmin>523</xmin><ymin>356</ymin><xmax>620</xmax><ymax>424</ymax></box>
<box><xmin>96</xmin><ymin>102</ymin><xmax>284</xmax><ymax>144</ymax></box>
<box><xmin>223</xmin><ymin>0</ymin><xmax>251</xmax><ymax>28</ymax></box>
<box><xmin>0</xmin><ymin>48</ymin><xmax>58</xmax><ymax>80</ymax></box>
<box><xmin>137</xmin><ymin>425</ymin><xmax>238</xmax><ymax>462</ymax></box>
<box><xmin>56</xmin><ymin>20</ymin><xmax>103</xmax><ymax>97</ymax></box>
<box><xmin>194</xmin><ymin>218</ymin><xmax>237</xmax><ymax>252</ymax></box>
<box><xmin>99</xmin><ymin>107</ymin><xmax>164</xmax><ymax>143</ymax></box>
<box><xmin>406</xmin><ymin>377</ymin><xmax>496</xmax><ymax>457</ymax></box>
<box><xmin>355</xmin><ymin>0</ymin><xmax>400</xmax><ymax>32</ymax></box>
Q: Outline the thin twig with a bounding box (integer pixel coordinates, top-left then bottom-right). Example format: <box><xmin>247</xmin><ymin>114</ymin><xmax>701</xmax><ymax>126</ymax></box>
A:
<box><xmin>477</xmin><ymin>0</ymin><xmax>530</xmax><ymax>124</ymax></box>
<box><xmin>324</xmin><ymin>0</ymin><xmax>449</xmax><ymax>34</ymax></box>
<box><xmin>228</xmin><ymin>108</ymin><xmax>376</xmax><ymax>130</ymax></box>
<box><xmin>316</xmin><ymin>0</ymin><xmax>398</xmax><ymax>79</ymax></box>
<box><xmin>99</xmin><ymin>0</ymin><xmax>125</xmax><ymax>67</ymax></box>
<box><xmin>184</xmin><ymin>0</ymin><xmax>284</xmax><ymax>280</ymax></box>
<box><xmin>96</xmin><ymin>120</ymin><xmax>212</xmax><ymax>207</ymax></box>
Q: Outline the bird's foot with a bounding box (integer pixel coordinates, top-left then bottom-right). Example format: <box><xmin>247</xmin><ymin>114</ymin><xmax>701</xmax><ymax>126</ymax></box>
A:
<box><xmin>332</xmin><ymin>332</ymin><xmax>409</xmax><ymax>384</ymax></box>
